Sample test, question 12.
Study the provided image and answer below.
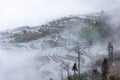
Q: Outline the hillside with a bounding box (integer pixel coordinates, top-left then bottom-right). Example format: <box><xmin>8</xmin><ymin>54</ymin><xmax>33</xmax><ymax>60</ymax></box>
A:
<box><xmin>0</xmin><ymin>11</ymin><xmax>118</xmax><ymax>80</ymax></box>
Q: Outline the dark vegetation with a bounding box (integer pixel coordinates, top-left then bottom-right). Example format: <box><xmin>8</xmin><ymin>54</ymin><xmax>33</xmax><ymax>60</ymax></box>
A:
<box><xmin>12</xmin><ymin>27</ymin><xmax>63</xmax><ymax>42</ymax></box>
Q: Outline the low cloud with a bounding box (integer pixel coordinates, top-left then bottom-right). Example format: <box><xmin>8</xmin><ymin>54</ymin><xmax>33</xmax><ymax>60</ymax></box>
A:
<box><xmin>0</xmin><ymin>0</ymin><xmax>119</xmax><ymax>31</ymax></box>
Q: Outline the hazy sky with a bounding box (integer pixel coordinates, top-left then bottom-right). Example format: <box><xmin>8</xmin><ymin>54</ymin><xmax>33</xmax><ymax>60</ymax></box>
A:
<box><xmin>0</xmin><ymin>0</ymin><xmax>120</xmax><ymax>31</ymax></box>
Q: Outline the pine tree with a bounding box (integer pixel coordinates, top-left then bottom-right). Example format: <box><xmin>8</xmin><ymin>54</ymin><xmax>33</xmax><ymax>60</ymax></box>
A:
<box><xmin>107</xmin><ymin>42</ymin><xmax>113</xmax><ymax>66</ymax></box>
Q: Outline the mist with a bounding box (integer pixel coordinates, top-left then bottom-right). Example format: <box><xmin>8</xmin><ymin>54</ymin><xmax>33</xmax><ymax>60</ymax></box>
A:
<box><xmin>0</xmin><ymin>0</ymin><xmax>120</xmax><ymax>31</ymax></box>
<box><xmin>1</xmin><ymin>0</ymin><xmax>120</xmax><ymax>80</ymax></box>
<box><xmin>0</xmin><ymin>49</ymin><xmax>47</xmax><ymax>80</ymax></box>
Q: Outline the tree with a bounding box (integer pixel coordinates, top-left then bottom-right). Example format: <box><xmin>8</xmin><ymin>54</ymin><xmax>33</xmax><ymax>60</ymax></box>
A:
<box><xmin>61</xmin><ymin>62</ymin><xmax>71</xmax><ymax>80</ymax></box>
<box><xmin>107</xmin><ymin>42</ymin><xmax>113</xmax><ymax>66</ymax></box>
<box><xmin>101</xmin><ymin>58</ymin><xmax>109</xmax><ymax>80</ymax></box>
<box><xmin>65</xmin><ymin>42</ymin><xmax>88</xmax><ymax>80</ymax></box>
<box><xmin>73</xmin><ymin>43</ymin><xmax>83</xmax><ymax>79</ymax></box>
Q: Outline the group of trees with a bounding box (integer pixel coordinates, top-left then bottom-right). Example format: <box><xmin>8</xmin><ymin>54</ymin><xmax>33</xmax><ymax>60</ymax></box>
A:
<box><xmin>101</xmin><ymin>42</ymin><xmax>115</xmax><ymax>80</ymax></box>
<box><xmin>61</xmin><ymin>42</ymin><xmax>87</xmax><ymax>80</ymax></box>
<box><xmin>61</xmin><ymin>42</ymin><xmax>116</xmax><ymax>80</ymax></box>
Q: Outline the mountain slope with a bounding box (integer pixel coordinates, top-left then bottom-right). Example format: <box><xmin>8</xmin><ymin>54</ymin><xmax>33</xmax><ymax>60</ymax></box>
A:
<box><xmin>0</xmin><ymin>11</ymin><xmax>115</xmax><ymax>80</ymax></box>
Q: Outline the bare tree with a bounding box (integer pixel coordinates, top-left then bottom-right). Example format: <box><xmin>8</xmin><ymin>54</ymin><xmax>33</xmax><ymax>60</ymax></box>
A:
<box><xmin>61</xmin><ymin>62</ymin><xmax>71</xmax><ymax>80</ymax></box>
<box><xmin>65</xmin><ymin>41</ymin><xmax>88</xmax><ymax>79</ymax></box>
<box><xmin>73</xmin><ymin>43</ymin><xmax>83</xmax><ymax>79</ymax></box>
